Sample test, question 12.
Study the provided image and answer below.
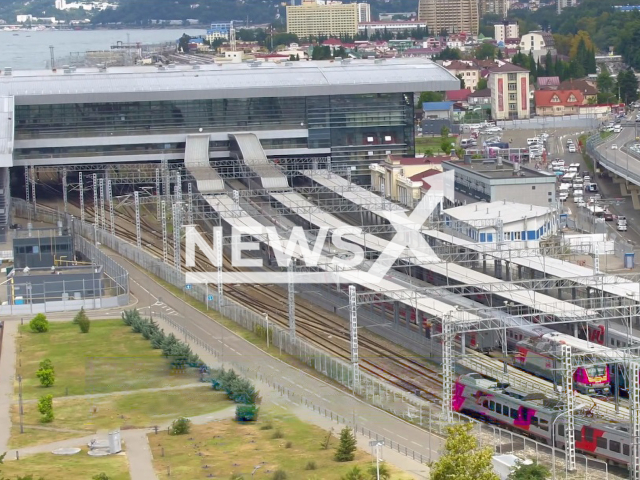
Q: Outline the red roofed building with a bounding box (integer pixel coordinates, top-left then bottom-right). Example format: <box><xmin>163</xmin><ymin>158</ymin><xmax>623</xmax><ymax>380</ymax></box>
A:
<box><xmin>445</xmin><ymin>88</ymin><xmax>472</xmax><ymax>103</ymax></box>
<box><xmin>534</xmin><ymin>89</ymin><xmax>585</xmax><ymax>116</ymax></box>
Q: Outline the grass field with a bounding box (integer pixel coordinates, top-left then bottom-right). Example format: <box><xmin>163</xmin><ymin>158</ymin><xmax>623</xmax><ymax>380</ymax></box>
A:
<box><xmin>415</xmin><ymin>135</ymin><xmax>457</xmax><ymax>155</ymax></box>
<box><xmin>12</xmin><ymin>386</ymin><xmax>231</xmax><ymax>448</ymax></box>
<box><xmin>150</xmin><ymin>411</ymin><xmax>410</xmax><ymax>480</ymax></box>
<box><xmin>0</xmin><ymin>450</ymin><xmax>130</xmax><ymax>480</ymax></box>
<box><xmin>17</xmin><ymin>320</ymin><xmax>200</xmax><ymax>400</ymax></box>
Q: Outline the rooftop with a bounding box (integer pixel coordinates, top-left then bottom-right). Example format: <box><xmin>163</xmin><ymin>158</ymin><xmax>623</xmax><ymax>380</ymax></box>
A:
<box><xmin>0</xmin><ymin>59</ymin><xmax>459</xmax><ymax>104</ymax></box>
<box><xmin>13</xmin><ymin>265</ymin><xmax>103</xmax><ymax>277</ymax></box>
<box><xmin>534</xmin><ymin>89</ymin><xmax>585</xmax><ymax>107</ymax></box>
<box><xmin>443</xmin><ymin>158</ymin><xmax>555</xmax><ymax>180</ymax></box>
<box><xmin>488</xmin><ymin>62</ymin><xmax>529</xmax><ymax>73</ymax></box>
<box><xmin>422</xmin><ymin>101</ymin><xmax>455</xmax><ymax>111</ymax></box>
<box><xmin>444</xmin><ymin>200</ymin><xmax>554</xmax><ymax>224</ymax></box>
<box><xmin>445</xmin><ymin>88</ymin><xmax>472</xmax><ymax>102</ymax></box>
<box><xmin>387</xmin><ymin>155</ymin><xmax>447</xmax><ymax>166</ymax></box>
<box><xmin>469</xmin><ymin>88</ymin><xmax>491</xmax><ymax>98</ymax></box>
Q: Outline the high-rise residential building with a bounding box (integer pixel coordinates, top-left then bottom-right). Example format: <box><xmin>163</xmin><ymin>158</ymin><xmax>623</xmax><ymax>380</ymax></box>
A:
<box><xmin>488</xmin><ymin>63</ymin><xmax>530</xmax><ymax>120</ymax></box>
<box><xmin>479</xmin><ymin>0</ymin><xmax>509</xmax><ymax>18</ymax></box>
<box><xmin>286</xmin><ymin>0</ymin><xmax>359</xmax><ymax>37</ymax></box>
<box><xmin>494</xmin><ymin>21</ymin><xmax>519</xmax><ymax>43</ymax></box>
<box><xmin>557</xmin><ymin>0</ymin><xmax>579</xmax><ymax>14</ymax></box>
<box><xmin>417</xmin><ymin>0</ymin><xmax>479</xmax><ymax>35</ymax></box>
<box><xmin>357</xmin><ymin>3</ymin><xmax>371</xmax><ymax>23</ymax></box>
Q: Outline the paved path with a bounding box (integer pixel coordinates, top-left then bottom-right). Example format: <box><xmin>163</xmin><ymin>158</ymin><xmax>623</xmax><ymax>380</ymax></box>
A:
<box><xmin>121</xmin><ymin>429</ymin><xmax>157</xmax><ymax>480</ymax></box>
<box><xmin>20</xmin><ymin>382</ymin><xmax>207</xmax><ymax>404</ymax></box>
<box><xmin>0</xmin><ymin>320</ymin><xmax>17</xmax><ymax>452</ymax></box>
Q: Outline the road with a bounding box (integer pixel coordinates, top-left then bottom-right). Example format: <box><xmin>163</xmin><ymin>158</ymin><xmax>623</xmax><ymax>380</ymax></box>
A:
<box><xmin>109</xmin><ymin>251</ymin><xmax>440</xmax><ymax>478</ymax></box>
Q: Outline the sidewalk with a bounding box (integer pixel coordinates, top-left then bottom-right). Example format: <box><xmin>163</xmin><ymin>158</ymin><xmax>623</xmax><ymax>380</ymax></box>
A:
<box><xmin>0</xmin><ymin>321</ymin><xmax>17</xmax><ymax>452</ymax></box>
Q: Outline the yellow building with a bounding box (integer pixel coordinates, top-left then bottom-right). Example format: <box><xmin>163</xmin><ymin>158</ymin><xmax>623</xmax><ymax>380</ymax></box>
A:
<box><xmin>286</xmin><ymin>0</ymin><xmax>359</xmax><ymax>38</ymax></box>
<box><xmin>488</xmin><ymin>63</ymin><xmax>530</xmax><ymax>120</ymax></box>
<box><xmin>418</xmin><ymin>0</ymin><xmax>479</xmax><ymax>35</ymax></box>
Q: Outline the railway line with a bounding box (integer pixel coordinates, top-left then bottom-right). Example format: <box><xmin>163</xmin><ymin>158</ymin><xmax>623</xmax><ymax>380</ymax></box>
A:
<box><xmin>71</xmin><ymin>200</ymin><xmax>445</xmax><ymax>403</ymax></box>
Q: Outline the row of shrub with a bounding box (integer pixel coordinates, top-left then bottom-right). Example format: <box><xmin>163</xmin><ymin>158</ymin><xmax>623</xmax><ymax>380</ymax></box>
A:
<box><xmin>121</xmin><ymin>309</ymin><xmax>201</xmax><ymax>369</ymax></box>
<box><xmin>121</xmin><ymin>308</ymin><xmax>260</xmax><ymax>422</ymax></box>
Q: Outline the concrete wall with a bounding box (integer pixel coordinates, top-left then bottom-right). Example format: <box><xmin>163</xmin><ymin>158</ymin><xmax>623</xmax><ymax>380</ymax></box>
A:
<box><xmin>493</xmin><ymin>182</ymin><xmax>556</xmax><ymax>206</ymax></box>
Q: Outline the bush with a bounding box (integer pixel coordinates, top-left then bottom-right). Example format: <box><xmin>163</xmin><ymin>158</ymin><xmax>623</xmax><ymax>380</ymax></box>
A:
<box><xmin>285</xmin><ymin>441</ymin><xmax>293</xmax><ymax>449</ymax></box>
<box><xmin>272</xmin><ymin>470</ymin><xmax>287</xmax><ymax>480</ymax></box>
<box><xmin>235</xmin><ymin>404</ymin><xmax>259</xmax><ymax>422</ymax></box>
<box><xmin>271</xmin><ymin>429</ymin><xmax>284</xmax><ymax>439</ymax></box>
<box><xmin>334</xmin><ymin>427</ymin><xmax>356</xmax><ymax>462</ymax></box>
<box><xmin>169</xmin><ymin>417</ymin><xmax>191</xmax><ymax>435</ymax></box>
<box><xmin>29</xmin><ymin>313</ymin><xmax>49</xmax><ymax>333</ymax></box>
<box><xmin>37</xmin><ymin>394</ymin><xmax>54</xmax><ymax>423</ymax></box>
<box><xmin>304</xmin><ymin>460</ymin><xmax>317</xmax><ymax>470</ymax></box>
<box><xmin>73</xmin><ymin>307</ymin><xmax>88</xmax><ymax>325</ymax></box>
<box><xmin>367</xmin><ymin>462</ymin><xmax>391</xmax><ymax>480</ymax></box>
<box><xmin>259</xmin><ymin>422</ymin><xmax>273</xmax><ymax>430</ymax></box>
<box><xmin>36</xmin><ymin>359</ymin><xmax>55</xmax><ymax>388</ymax></box>
<box><xmin>92</xmin><ymin>474</ymin><xmax>111</xmax><ymax>480</ymax></box>
<box><xmin>78</xmin><ymin>315</ymin><xmax>90</xmax><ymax>333</ymax></box>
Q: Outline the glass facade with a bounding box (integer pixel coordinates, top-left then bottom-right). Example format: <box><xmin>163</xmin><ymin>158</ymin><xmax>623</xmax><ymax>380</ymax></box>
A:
<box><xmin>15</xmin><ymin>92</ymin><xmax>414</xmax><ymax>176</ymax></box>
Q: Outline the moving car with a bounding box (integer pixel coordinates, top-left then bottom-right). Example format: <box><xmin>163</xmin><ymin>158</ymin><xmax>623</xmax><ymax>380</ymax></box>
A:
<box><xmin>611</xmin><ymin>144</ymin><xmax>618</xmax><ymax>150</ymax></box>
<box><xmin>568</xmin><ymin>144</ymin><xmax>577</xmax><ymax>153</ymax></box>
<box><xmin>618</xmin><ymin>223</ymin><xmax>628</xmax><ymax>231</ymax></box>
<box><xmin>576</xmin><ymin>199</ymin><xmax>587</xmax><ymax>208</ymax></box>
<box><xmin>614</xmin><ymin>125</ymin><xmax>622</xmax><ymax>133</ymax></box>
<box><xmin>604</xmin><ymin>212</ymin><xmax>614</xmax><ymax>221</ymax></box>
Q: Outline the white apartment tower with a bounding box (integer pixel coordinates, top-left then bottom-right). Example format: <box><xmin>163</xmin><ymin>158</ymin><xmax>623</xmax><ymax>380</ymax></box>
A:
<box><xmin>557</xmin><ymin>0</ymin><xmax>579</xmax><ymax>14</ymax></box>
<box><xmin>494</xmin><ymin>22</ymin><xmax>519</xmax><ymax>43</ymax></box>
<box><xmin>418</xmin><ymin>0</ymin><xmax>479</xmax><ymax>35</ymax></box>
<box><xmin>357</xmin><ymin>3</ymin><xmax>371</xmax><ymax>23</ymax></box>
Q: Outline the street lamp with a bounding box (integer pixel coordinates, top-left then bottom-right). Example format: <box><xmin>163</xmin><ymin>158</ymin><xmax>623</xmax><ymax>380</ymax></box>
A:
<box><xmin>369</xmin><ymin>440</ymin><xmax>385</xmax><ymax>480</ymax></box>
<box><xmin>551</xmin><ymin>412</ymin><xmax>567</xmax><ymax>480</ymax></box>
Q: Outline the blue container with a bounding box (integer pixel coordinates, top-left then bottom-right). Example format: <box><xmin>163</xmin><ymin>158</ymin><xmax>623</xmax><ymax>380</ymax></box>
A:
<box><xmin>625</xmin><ymin>253</ymin><xmax>635</xmax><ymax>269</ymax></box>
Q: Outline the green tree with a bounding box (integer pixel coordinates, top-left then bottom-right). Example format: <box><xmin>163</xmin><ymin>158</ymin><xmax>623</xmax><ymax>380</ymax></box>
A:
<box><xmin>29</xmin><ymin>313</ymin><xmax>49</xmax><ymax>333</ymax></box>
<box><xmin>78</xmin><ymin>315</ymin><xmax>90</xmax><ymax>333</ymax></box>
<box><xmin>618</xmin><ymin>69</ymin><xmax>639</xmax><ymax>103</ymax></box>
<box><xmin>437</xmin><ymin>47</ymin><xmax>462</xmax><ymax>60</ymax></box>
<box><xmin>475</xmin><ymin>42</ymin><xmax>497</xmax><ymax>60</ymax></box>
<box><xmin>507</xmin><ymin>460</ymin><xmax>551</xmax><ymax>480</ymax></box>
<box><xmin>170</xmin><ymin>417</ymin><xmax>191</xmax><ymax>435</ymax></box>
<box><xmin>334</xmin><ymin>427</ymin><xmax>357</xmax><ymax>462</ymax></box>
<box><xmin>457</xmin><ymin>74</ymin><xmax>466</xmax><ymax>89</ymax></box>
<box><xmin>367</xmin><ymin>461</ymin><xmax>391</xmax><ymax>480</ymax></box>
<box><xmin>36</xmin><ymin>359</ymin><xmax>55</xmax><ymax>387</ymax></box>
<box><xmin>341</xmin><ymin>466</ymin><xmax>367</xmax><ymax>480</ymax></box>
<box><xmin>440</xmin><ymin>125</ymin><xmax>450</xmax><ymax>138</ymax></box>
<box><xmin>544</xmin><ymin>50</ymin><xmax>555</xmax><ymax>76</ymax></box>
<box><xmin>37</xmin><ymin>394</ymin><xmax>54</xmax><ymax>423</ymax></box>
<box><xmin>72</xmin><ymin>307</ymin><xmax>87</xmax><ymax>324</ymax></box>
<box><xmin>178</xmin><ymin>33</ymin><xmax>191</xmax><ymax>53</ymax></box>
<box><xmin>477</xmin><ymin>77</ymin><xmax>488</xmax><ymax>90</ymax></box>
<box><xmin>419</xmin><ymin>91</ymin><xmax>445</xmax><ymax>104</ymax></box>
<box><xmin>429</xmin><ymin>423</ymin><xmax>499</xmax><ymax>480</ymax></box>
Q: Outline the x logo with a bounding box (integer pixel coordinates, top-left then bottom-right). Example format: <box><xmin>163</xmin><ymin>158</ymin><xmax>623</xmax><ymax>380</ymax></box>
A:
<box><xmin>367</xmin><ymin>170</ymin><xmax>455</xmax><ymax>281</ymax></box>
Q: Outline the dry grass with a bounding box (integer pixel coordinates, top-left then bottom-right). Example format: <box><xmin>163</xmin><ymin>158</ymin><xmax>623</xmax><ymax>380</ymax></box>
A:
<box><xmin>150</xmin><ymin>410</ymin><xmax>409</xmax><ymax>479</ymax></box>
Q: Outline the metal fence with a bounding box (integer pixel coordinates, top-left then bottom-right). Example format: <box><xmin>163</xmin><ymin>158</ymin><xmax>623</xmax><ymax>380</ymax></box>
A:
<box><xmin>8</xmin><ymin>200</ymin><xmax>129</xmax><ymax>314</ymax></box>
<box><xmin>15</xmin><ymin>199</ymin><xmax>614</xmax><ymax>478</ymax></box>
<box><xmin>497</xmin><ymin>115</ymin><xmax>600</xmax><ymax>130</ymax></box>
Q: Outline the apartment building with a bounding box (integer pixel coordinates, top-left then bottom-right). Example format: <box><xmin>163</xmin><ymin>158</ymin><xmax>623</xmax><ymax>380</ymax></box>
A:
<box><xmin>557</xmin><ymin>0</ymin><xmax>579</xmax><ymax>14</ymax></box>
<box><xmin>479</xmin><ymin>0</ymin><xmax>509</xmax><ymax>17</ymax></box>
<box><xmin>494</xmin><ymin>22</ymin><xmax>519</xmax><ymax>44</ymax></box>
<box><xmin>417</xmin><ymin>0</ymin><xmax>479</xmax><ymax>35</ymax></box>
<box><xmin>287</xmin><ymin>0</ymin><xmax>359</xmax><ymax>37</ymax></box>
<box><xmin>443</xmin><ymin>60</ymin><xmax>481</xmax><ymax>91</ymax></box>
<box><xmin>357</xmin><ymin>2</ymin><xmax>371</xmax><ymax>23</ymax></box>
<box><xmin>488</xmin><ymin>63</ymin><xmax>530</xmax><ymax>120</ymax></box>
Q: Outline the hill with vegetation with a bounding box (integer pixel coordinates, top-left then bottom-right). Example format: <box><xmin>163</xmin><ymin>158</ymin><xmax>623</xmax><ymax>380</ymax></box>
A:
<box><xmin>501</xmin><ymin>0</ymin><xmax>640</xmax><ymax>69</ymax></box>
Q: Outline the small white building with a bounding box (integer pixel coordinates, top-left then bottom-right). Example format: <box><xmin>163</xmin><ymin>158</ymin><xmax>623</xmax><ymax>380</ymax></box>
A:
<box><xmin>442</xmin><ymin>200</ymin><xmax>558</xmax><ymax>246</ymax></box>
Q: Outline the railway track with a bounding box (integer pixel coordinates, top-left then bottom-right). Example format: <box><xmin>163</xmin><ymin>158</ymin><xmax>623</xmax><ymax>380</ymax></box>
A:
<box><xmin>72</xmin><ymin>200</ymin><xmax>444</xmax><ymax>403</ymax></box>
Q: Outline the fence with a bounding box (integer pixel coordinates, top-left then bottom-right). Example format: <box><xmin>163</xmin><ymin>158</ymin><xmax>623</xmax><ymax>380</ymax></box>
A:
<box><xmin>17</xmin><ymin>199</ymin><xmax>613</xmax><ymax>479</ymax></box>
<box><xmin>8</xmin><ymin>200</ymin><xmax>129</xmax><ymax>314</ymax></box>
<box><xmin>497</xmin><ymin>115</ymin><xmax>600</xmax><ymax>130</ymax></box>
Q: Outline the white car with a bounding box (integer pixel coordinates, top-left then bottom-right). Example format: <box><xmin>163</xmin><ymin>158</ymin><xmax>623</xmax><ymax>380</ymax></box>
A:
<box><xmin>568</xmin><ymin>145</ymin><xmax>577</xmax><ymax>153</ymax></box>
<box><xmin>576</xmin><ymin>200</ymin><xmax>587</xmax><ymax>208</ymax></box>
<box><xmin>611</xmin><ymin>144</ymin><xmax>618</xmax><ymax>150</ymax></box>
<box><xmin>618</xmin><ymin>223</ymin><xmax>628</xmax><ymax>231</ymax></box>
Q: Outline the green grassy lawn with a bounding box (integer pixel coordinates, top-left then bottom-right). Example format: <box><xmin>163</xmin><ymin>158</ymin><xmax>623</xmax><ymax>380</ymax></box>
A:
<box><xmin>415</xmin><ymin>135</ymin><xmax>456</xmax><ymax>155</ymax></box>
<box><xmin>12</xmin><ymin>386</ymin><xmax>231</xmax><ymax>448</ymax></box>
<box><xmin>17</xmin><ymin>320</ymin><xmax>200</xmax><ymax>400</ymax></box>
<box><xmin>150</xmin><ymin>410</ymin><xmax>409</xmax><ymax>480</ymax></box>
<box><xmin>0</xmin><ymin>449</ymin><xmax>130</xmax><ymax>480</ymax></box>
